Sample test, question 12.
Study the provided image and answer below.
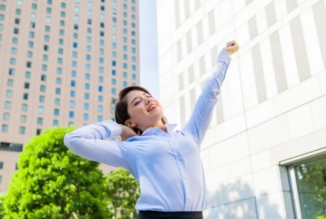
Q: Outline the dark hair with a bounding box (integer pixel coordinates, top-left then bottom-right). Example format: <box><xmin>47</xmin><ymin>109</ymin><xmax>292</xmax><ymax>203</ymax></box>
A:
<box><xmin>114</xmin><ymin>86</ymin><xmax>167</xmax><ymax>134</ymax></box>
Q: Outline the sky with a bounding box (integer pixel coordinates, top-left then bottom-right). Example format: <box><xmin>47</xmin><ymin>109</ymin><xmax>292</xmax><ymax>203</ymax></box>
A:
<box><xmin>139</xmin><ymin>0</ymin><xmax>160</xmax><ymax>98</ymax></box>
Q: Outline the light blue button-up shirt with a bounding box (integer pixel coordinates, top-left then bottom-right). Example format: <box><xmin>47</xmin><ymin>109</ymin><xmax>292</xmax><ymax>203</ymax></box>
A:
<box><xmin>64</xmin><ymin>49</ymin><xmax>231</xmax><ymax>212</ymax></box>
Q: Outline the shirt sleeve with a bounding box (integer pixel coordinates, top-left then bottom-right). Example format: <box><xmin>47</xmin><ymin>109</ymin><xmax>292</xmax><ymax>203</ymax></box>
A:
<box><xmin>64</xmin><ymin>120</ymin><xmax>131</xmax><ymax>169</ymax></box>
<box><xmin>182</xmin><ymin>48</ymin><xmax>231</xmax><ymax>146</ymax></box>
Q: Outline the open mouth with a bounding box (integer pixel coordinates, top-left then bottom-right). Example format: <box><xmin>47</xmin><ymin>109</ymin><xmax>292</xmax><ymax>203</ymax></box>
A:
<box><xmin>147</xmin><ymin>104</ymin><xmax>157</xmax><ymax>112</ymax></box>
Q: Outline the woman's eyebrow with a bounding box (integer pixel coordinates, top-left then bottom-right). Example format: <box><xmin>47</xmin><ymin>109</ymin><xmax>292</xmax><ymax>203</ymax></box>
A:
<box><xmin>131</xmin><ymin>96</ymin><xmax>140</xmax><ymax>105</ymax></box>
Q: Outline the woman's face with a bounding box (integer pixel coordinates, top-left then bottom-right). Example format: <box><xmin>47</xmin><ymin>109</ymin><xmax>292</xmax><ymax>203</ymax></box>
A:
<box><xmin>126</xmin><ymin>90</ymin><xmax>163</xmax><ymax>130</ymax></box>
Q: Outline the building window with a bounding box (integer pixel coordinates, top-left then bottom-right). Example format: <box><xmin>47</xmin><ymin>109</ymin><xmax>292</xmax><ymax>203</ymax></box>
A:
<box><xmin>24</xmin><ymin>82</ymin><xmax>29</xmax><ymax>89</ymax></box>
<box><xmin>98</xmin><ymin>105</ymin><xmax>103</xmax><ymax>112</ymax></box>
<box><xmin>53</xmin><ymin>120</ymin><xmax>59</xmax><ymax>126</ymax></box>
<box><xmin>84</xmin><ymin>103</ymin><xmax>89</xmax><ymax>110</ymax></box>
<box><xmin>10</xmin><ymin>58</ymin><xmax>16</xmax><ymax>65</ymax></box>
<box><xmin>32</xmin><ymin>3</ymin><xmax>37</xmax><ymax>9</ymax></box>
<box><xmin>88</xmin><ymin>11</ymin><xmax>92</xmax><ymax>16</ymax></box>
<box><xmin>44</xmin><ymin>45</ymin><xmax>49</xmax><ymax>51</ymax></box>
<box><xmin>84</xmin><ymin>93</ymin><xmax>89</xmax><ymax>100</ymax></box>
<box><xmin>9</xmin><ymin>69</ymin><xmax>15</xmax><ymax>75</ymax></box>
<box><xmin>132</xmin><ymin>74</ymin><xmax>136</xmax><ymax>80</ymax></box>
<box><xmin>69</xmin><ymin>111</ymin><xmax>74</xmax><ymax>118</ymax></box>
<box><xmin>290</xmin><ymin>156</ymin><xmax>326</xmax><ymax>219</ymax></box>
<box><xmin>74</xmin><ymin>24</ymin><xmax>78</xmax><ymax>30</ymax></box>
<box><xmin>83</xmin><ymin>113</ymin><xmax>89</xmax><ymax>120</ymax></box>
<box><xmin>22</xmin><ymin>104</ymin><xmax>28</xmax><ymax>111</ymax></box>
<box><xmin>54</xmin><ymin>109</ymin><xmax>59</xmax><ymax>116</ymax></box>
<box><xmin>112</xmin><ymin>88</ymin><xmax>116</xmax><ymax>95</ymax></box>
<box><xmin>60</xmin><ymin>20</ymin><xmax>65</xmax><ymax>26</ymax></box>
<box><xmin>56</xmin><ymin>78</ymin><xmax>61</xmax><ymax>84</ymax></box>
<box><xmin>5</xmin><ymin>101</ymin><xmax>11</xmax><ymax>109</ymax></box>
<box><xmin>16</xmin><ymin>8</ymin><xmax>21</xmax><ymax>15</ymax></box>
<box><xmin>7</xmin><ymin>79</ymin><xmax>13</xmax><ymax>86</ymax></box>
<box><xmin>25</xmin><ymin>72</ymin><xmax>31</xmax><ymax>78</ymax></box>
<box><xmin>74</xmin><ymin>15</ymin><xmax>79</xmax><ymax>21</ymax></box>
<box><xmin>71</xmin><ymin>81</ymin><xmax>76</xmax><ymax>87</ymax></box>
<box><xmin>97</xmin><ymin>116</ymin><xmax>103</xmax><ymax>122</ymax></box>
<box><xmin>55</xmin><ymin>88</ymin><xmax>61</xmax><ymax>95</ymax></box>
<box><xmin>37</xmin><ymin>117</ymin><xmax>43</xmax><ymax>125</ymax></box>
<box><xmin>43</xmin><ymin>55</ymin><xmax>48</xmax><ymax>61</ymax></box>
<box><xmin>46</xmin><ymin>7</ymin><xmax>52</xmax><ymax>14</ymax></box>
<box><xmin>88</xmin><ymin>2</ymin><xmax>93</xmax><ymax>7</ymax></box>
<box><xmin>38</xmin><ymin>106</ymin><xmax>44</xmax><ymax>114</ymax></box>
<box><xmin>44</xmin><ymin>35</ymin><xmax>49</xmax><ymax>42</ymax></box>
<box><xmin>0</xmin><ymin>162</ymin><xmax>3</xmax><ymax>169</ymax></box>
<box><xmin>58</xmin><ymin>48</ymin><xmax>63</xmax><ymax>54</ymax></box>
<box><xmin>99</xmin><ymin>76</ymin><xmax>103</xmax><ymax>82</ymax></box>
<box><xmin>71</xmin><ymin>71</ymin><xmax>76</xmax><ymax>77</ymax></box>
<box><xmin>98</xmin><ymin>95</ymin><xmax>103</xmax><ymax>102</ymax></box>
<box><xmin>13</xmin><ymin>28</ymin><xmax>19</xmax><ymax>34</ymax></box>
<box><xmin>85</xmin><ymin>73</ymin><xmax>90</xmax><ymax>80</ymax></box>
<box><xmin>57</xmin><ymin>68</ymin><xmax>62</xmax><ymax>74</ymax></box>
<box><xmin>30</xmin><ymin>22</ymin><xmax>35</xmax><ymax>28</ymax></box>
<box><xmin>98</xmin><ymin>86</ymin><xmax>103</xmax><ymax>92</ymax></box>
<box><xmin>23</xmin><ymin>93</ymin><xmax>28</xmax><ymax>100</ymax></box>
<box><xmin>39</xmin><ymin>95</ymin><xmax>45</xmax><ymax>103</ymax></box>
<box><xmin>112</xmin><ymin>70</ymin><xmax>116</xmax><ymax>76</ymax></box>
<box><xmin>61</xmin><ymin>2</ymin><xmax>66</xmax><ymax>8</ymax></box>
<box><xmin>70</xmin><ymin>100</ymin><xmax>75</xmax><ymax>108</ymax></box>
<box><xmin>27</xmin><ymin>51</ymin><xmax>33</xmax><ymax>57</ymax></box>
<box><xmin>36</xmin><ymin>129</ymin><xmax>42</xmax><ymax>135</ymax></box>
<box><xmin>123</xmin><ymin>72</ymin><xmax>127</xmax><ymax>78</ymax></box>
<box><xmin>42</xmin><ymin>65</ymin><xmax>47</xmax><ymax>71</ymax></box>
<box><xmin>12</xmin><ymin>38</ymin><xmax>18</xmax><ymax>44</ymax></box>
<box><xmin>6</xmin><ymin>90</ymin><xmax>12</xmax><ymax>98</ymax></box>
<box><xmin>3</xmin><ymin>113</ymin><xmax>9</xmax><ymax>121</ymax></box>
<box><xmin>40</xmin><ymin>85</ymin><xmax>46</xmax><ymax>92</ymax></box>
<box><xmin>31</xmin><ymin>13</ymin><xmax>36</xmax><ymax>19</ymax></box>
<box><xmin>19</xmin><ymin>126</ymin><xmax>25</xmax><ymax>134</ymax></box>
<box><xmin>85</xmin><ymin>83</ymin><xmax>90</xmax><ymax>90</ymax></box>
<box><xmin>123</xmin><ymin>81</ymin><xmax>127</xmax><ymax>87</ymax></box>
<box><xmin>99</xmin><ymin>67</ymin><xmax>104</xmax><ymax>73</ymax></box>
<box><xmin>41</xmin><ymin>75</ymin><xmax>46</xmax><ymax>81</ymax></box>
<box><xmin>20</xmin><ymin>115</ymin><xmax>26</xmax><ymax>123</ymax></box>
<box><xmin>1</xmin><ymin>125</ymin><xmax>8</xmax><ymax>133</ymax></box>
<box><xmin>61</xmin><ymin>11</ymin><xmax>65</xmax><ymax>17</ymax></box>
<box><xmin>54</xmin><ymin>98</ymin><xmax>60</xmax><ymax>105</ymax></box>
<box><xmin>14</xmin><ymin>18</ymin><xmax>20</xmax><ymax>24</ymax></box>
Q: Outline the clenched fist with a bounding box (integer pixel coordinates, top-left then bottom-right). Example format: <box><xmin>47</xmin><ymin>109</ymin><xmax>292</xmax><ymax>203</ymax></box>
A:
<box><xmin>225</xmin><ymin>40</ymin><xmax>239</xmax><ymax>55</ymax></box>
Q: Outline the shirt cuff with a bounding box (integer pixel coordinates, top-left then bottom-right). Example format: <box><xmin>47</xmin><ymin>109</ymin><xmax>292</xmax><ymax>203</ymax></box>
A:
<box><xmin>218</xmin><ymin>48</ymin><xmax>232</xmax><ymax>65</ymax></box>
<box><xmin>101</xmin><ymin>120</ymin><xmax>122</xmax><ymax>137</ymax></box>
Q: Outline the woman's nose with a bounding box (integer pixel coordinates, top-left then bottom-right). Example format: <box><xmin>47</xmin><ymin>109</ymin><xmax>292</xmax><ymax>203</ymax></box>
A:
<box><xmin>145</xmin><ymin>98</ymin><xmax>152</xmax><ymax>105</ymax></box>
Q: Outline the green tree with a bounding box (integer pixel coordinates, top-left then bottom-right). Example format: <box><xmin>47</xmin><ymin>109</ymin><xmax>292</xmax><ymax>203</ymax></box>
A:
<box><xmin>0</xmin><ymin>193</ymin><xmax>5</xmax><ymax>218</ymax></box>
<box><xmin>4</xmin><ymin>126</ymin><xmax>109</xmax><ymax>219</ymax></box>
<box><xmin>294</xmin><ymin>156</ymin><xmax>326</xmax><ymax>219</ymax></box>
<box><xmin>106</xmin><ymin>168</ymin><xmax>140</xmax><ymax>219</ymax></box>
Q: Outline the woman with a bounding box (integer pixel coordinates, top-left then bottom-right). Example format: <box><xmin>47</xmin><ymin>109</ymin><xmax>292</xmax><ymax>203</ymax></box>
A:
<box><xmin>64</xmin><ymin>40</ymin><xmax>239</xmax><ymax>219</ymax></box>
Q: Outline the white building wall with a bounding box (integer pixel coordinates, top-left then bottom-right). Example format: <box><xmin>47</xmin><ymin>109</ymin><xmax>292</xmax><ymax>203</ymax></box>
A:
<box><xmin>157</xmin><ymin>0</ymin><xmax>326</xmax><ymax>218</ymax></box>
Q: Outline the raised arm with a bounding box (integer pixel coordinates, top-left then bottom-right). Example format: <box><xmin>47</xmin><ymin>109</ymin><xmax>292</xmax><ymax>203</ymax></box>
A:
<box><xmin>64</xmin><ymin>120</ymin><xmax>133</xmax><ymax>169</ymax></box>
<box><xmin>183</xmin><ymin>41</ymin><xmax>239</xmax><ymax>146</ymax></box>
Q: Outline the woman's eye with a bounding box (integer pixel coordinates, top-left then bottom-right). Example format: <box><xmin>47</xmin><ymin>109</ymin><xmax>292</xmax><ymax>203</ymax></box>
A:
<box><xmin>134</xmin><ymin>101</ymin><xmax>140</xmax><ymax>106</ymax></box>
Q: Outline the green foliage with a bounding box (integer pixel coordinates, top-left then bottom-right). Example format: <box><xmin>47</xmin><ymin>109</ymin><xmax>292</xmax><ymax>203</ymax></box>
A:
<box><xmin>295</xmin><ymin>156</ymin><xmax>326</xmax><ymax>219</ymax></box>
<box><xmin>0</xmin><ymin>194</ymin><xmax>5</xmax><ymax>219</ymax></box>
<box><xmin>317</xmin><ymin>216</ymin><xmax>326</xmax><ymax>219</ymax></box>
<box><xmin>3</xmin><ymin>126</ymin><xmax>109</xmax><ymax>219</ymax></box>
<box><xmin>106</xmin><ymin>168</ymin><xmax>140</xmax><ymax>219</ymax></box>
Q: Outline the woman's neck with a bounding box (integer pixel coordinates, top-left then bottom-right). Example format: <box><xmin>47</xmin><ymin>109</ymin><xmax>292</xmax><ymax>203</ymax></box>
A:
<box><xmin>141</xmin><ymin>120</ymin><xmax>166</xmax><ymax>133</ymax></box>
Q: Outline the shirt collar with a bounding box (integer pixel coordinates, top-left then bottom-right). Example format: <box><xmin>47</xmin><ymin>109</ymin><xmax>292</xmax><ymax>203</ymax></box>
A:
<box><xmin>141</xmin><ymin>123</ymin><xmax>178</xmax><ymax>136</ymax></box>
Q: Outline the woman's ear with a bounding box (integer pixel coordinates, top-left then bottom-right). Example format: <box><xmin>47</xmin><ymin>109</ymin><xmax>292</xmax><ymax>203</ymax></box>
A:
<box><xmin>125</xmin><ymin>119</ymin><xmax>136</xmax><ymax>129</ymax></box>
